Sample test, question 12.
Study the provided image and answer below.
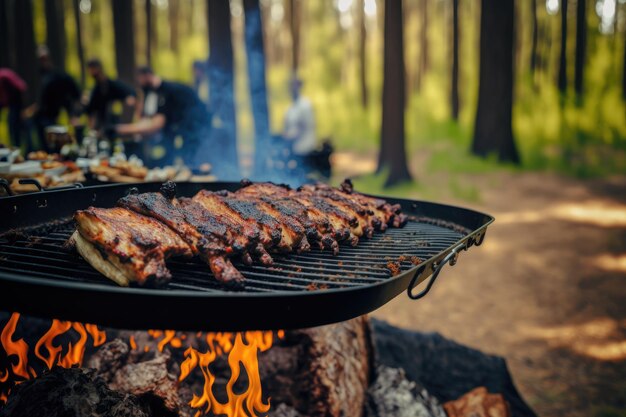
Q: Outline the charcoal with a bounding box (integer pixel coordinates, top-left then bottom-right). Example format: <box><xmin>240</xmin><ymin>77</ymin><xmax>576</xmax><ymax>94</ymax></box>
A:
<box><xmin>87</xmin><ymin>337</ymin><xmax>130</xmax><ymax>381</ymax></box>
<box><xmin>0</xmin><ymin>367</ymin><xmax>149</xmax><ymax>417</ymax></box>
<box><xmin>365</xmin><ymin>365</ymin><xmax>446</xmax><ymax>417</ymax></box>
<box><xmin>371</xmin><ymin>319</ymin><xmax>536</xmax><ymax>417</ymax></box>
<box><xmin>88</xmin><ymin>338</ymin><xmax>181</xmax><ymax>415</ymax></box>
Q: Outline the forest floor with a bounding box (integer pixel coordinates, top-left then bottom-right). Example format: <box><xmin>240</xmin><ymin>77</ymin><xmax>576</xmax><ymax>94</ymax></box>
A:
<box><xmin>331</xmin><ymin>151</ymin><xmax>626</xmax><ymax>417</ymax></box>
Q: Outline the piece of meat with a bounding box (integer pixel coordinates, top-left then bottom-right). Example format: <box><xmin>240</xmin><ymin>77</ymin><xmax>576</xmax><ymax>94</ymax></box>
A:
<box><xmin>73</xmin><ymin>207</ymin><xmax>193</xmax><ymax>286</ymax></box>
<box><xmin>229</xmin><ymin>192</ymin><xmax>310</xmax><ymax>253</ymax></box>
<box><xmin>192</xmin><ymin>190</ymin><xmax>274</xmax><ymax>265</ymax></box>
<box><xmin>73</xmin><ymin>180</ymin><xmax>408</xmax><ymax>288</ymax></box>
<box><xmin>237</xmin><ymin>183</ymin><xmax>341</xmax><ymax>253</ymax></box>
<box><xmin>118</xmin><ymin>191</ymin><xmax>246</xmax><ymax>287</ymax></box>
<box><xmin>339</xmin><ymin>179</ymin><xmax>408</xmax><ymax>227</ymax></box>
<box><xmin>238</xmin><ymin>181</ymin><xmax>359</xmax><ymax>248</ymax></box>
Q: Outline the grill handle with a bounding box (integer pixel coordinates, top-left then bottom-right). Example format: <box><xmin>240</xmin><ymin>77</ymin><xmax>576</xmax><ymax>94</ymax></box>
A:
<box><xmin>407</xmin><ymin>242</ymin><xmax>466</xmax><ymax>300</ymax></box>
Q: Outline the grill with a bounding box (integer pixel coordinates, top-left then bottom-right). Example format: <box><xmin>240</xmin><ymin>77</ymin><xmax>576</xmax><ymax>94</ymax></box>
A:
<box><xmin>0</xmin><ymin>182</ymin><xmax>493</xmax><ymax>331</ymax></box>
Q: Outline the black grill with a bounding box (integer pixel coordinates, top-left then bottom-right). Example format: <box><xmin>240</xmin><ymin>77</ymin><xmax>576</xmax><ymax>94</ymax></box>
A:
<box><xmin>0</xmin><ymin>219</ymin><xmax>463</xmax><ymax>293</ymax></box>
<box><xmin>0</xmin><ymin>182</ymin><xmax>493</xmax><ymax>331</ymax></box>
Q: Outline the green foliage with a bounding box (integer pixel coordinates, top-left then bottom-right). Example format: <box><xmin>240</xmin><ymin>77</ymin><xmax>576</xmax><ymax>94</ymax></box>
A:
<box><xmin>2</xmin><ymin>0</ymin><xmax>625</xmax><ymax>183</ymax></box>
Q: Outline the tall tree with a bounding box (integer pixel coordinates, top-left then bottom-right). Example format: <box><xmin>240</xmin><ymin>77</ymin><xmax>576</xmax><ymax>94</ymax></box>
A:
<box><xmin>112</xmin><ymin>0</ymin><xmax>136</xmax><ymax>122</ymax></box>
<box><xmin>416</xmin><ymin>0</ymin><xmax>429</xmax><ymax>91</ymax></box>
<box><xmin>358</xmin><ymin>0</ymin><xmax>368</xmax><ymax>108</ymax></box>
<box><xmin>72</xmin><ymin>0</ymin><xmax>86</xmax><ymax>88</ymax></box>
<box><xmin>623</xmin><ymin>24</ymin><xmax>626</xmax><ymax>101</ymax></box>
<box><xmin>146</xmin><ymin>0</ymin><xmax>152</xmax><ymax>66</ymax></box>
<box><xmin>558</xmin><ymin>0</ymin><xmax>568</xmax><ymax>94</ymax></box>
<box><xmin>378</xmin><ymin>0</ymin><xmax>412</xmax><ymax>186</ymax></box>
<box><xmin>472</xmin><ymin>0</ymin><xmax>519</xmax><ymax>163</ymax></box>
<box><xmin>287</xmin><ymin>0</ymin><xmax>300</xmax><ymax>72</ymax></box>
<box><xmin>112</xmin><ymin>0</ymin><xmax>136</xmax><ymax>85</ymax></box>
<box><xmin>574</xmin><ymin>0</ymin><xmax>586</xmax><ymax>99</ymax></box>
<box><xmin>450</xmin><ymin>0</ymin><xmax>460</xmax><ymax>120</ymax></box>
<box><xmin>207</xmin><ymin>0</ymin><xmax>239</xmax><ymax>178</ymax></box>
<box><xmin>243</xmin><ymin>0</ymin><xmax>271</xmax><ymax>177</ymax></box>
<box><xmin>530</xmin><ymin>0</ymin><xmax>539</xmax><ymax>75</ymax></box>
<box><xmin>45</xmin><ymin>0</ymin><xmax>66</xmax><ymax>69</ymax></box>
<box><xmin>14</xmin><ymin>0</ymin><xmax>38</xmax><ymax>105</ymax></box>
<box><xmin>169</xmin><ymin>0</ymin><xmax>180</xmax><ymax>53</ymax></box>
<box><xmin>0</xmin><ymin>0</ymin><xmax>12</xmax><ymax>69</ymax></box>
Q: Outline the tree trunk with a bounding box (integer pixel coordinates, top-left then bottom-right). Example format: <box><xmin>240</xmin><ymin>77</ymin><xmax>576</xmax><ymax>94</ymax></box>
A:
<box><xmin>207</xmin><ymin>0</ymin><xmax>240</xmax><ymax>179</ymax></box>
<box><xmin>14</xmin><ymin>0</ymin><xmax>38</xmax><ymax>105</ymax></box>
<box><xmin>623</xmin><ymin>24</ymin><xmax>626</xmax><ymax>101</ymax></box>
<box><xmin>145</xmin><ymin>0</ymin><xmax>152</xmax><ymax>66</ymax></box>
<box><xmin>472</xmin><ymin>0</ymin><xmax>520</xmax><ymax>163</ymax></box>
<box><xmin>287</xmin><ymin>0</ymin><xmax>300</xmax><ymax>72</ymax></box>
<box><xmin>0</xmin><ymin>0</ymin><xmax>12</xmax><ymax>69</ymax></box>
<box><xmin>112</xmin><ymin>0</ymin><xmax>136</xmax><ymax>122</ymax></box>
<box><xmin>557</xmin><ymin>0</ymin><xmax>568</xmax><ymax>94</ymax></box>
<box><xmin>243</xmin><ymin>0</ymin><xmax>271</xmax><ymax>177</ymax></box>
<box><xmin>72</xmin><ymin>0</ymin><xmax>86</xmax><ymax>88</ymax></box>
<box><xmin>378</xmin><ymin>0</ymin><xmax>412</xmax><ymax>186</ymax></box>
<box><xmin>450</xmin><ymin>0</ymin><xmax>460</xmax><ymax>120</ymax></box>
<box><xmin>45</xmin><ymin>0</ymin><xmax>66</xmax><ymax>70</ymax></box>
<box><xmin>574</xmin><ymin>0</ymin><xmax>586</xmax><ymax>100</ymax></box>
<box><xmin>416</xmin><ymin>0</ymin><xmax>429</xmax><ymax>92</ymax></box>
<box><xmin>358</xmin><ymin>0</ymin><xmax>368</xmax><ymax>108</ymax></box>
<box><xmin>169</xmin><ymin>0</ymin><xmax>179</xmax><ymax>53</ymax></box>
<box><xmin>530</xmin><ymin>0</ymin><xmax>539</xmax><ymax>75</ymax></box>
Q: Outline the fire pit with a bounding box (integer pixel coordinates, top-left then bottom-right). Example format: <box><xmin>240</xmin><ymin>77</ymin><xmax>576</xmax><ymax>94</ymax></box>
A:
<box><xmin>0</xmin><ymin>182</ymin><xmax>495</xmax><ymax>416</ymax></box>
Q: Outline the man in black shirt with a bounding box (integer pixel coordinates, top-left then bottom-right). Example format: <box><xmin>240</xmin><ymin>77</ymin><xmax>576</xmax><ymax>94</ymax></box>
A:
<box><xmin>113</xmin><ymin>67</ymin><xmax>211</xmax><ymax>171</ymax></box>
<box><xmin>84</xmin><ymin>58</ymin><xmax>137</xmax><ymax>130</ymax></box>
<box><xmin>25</xmin><ymin>46</ymin><xmax>81</xmax><ymax>151</ymax></box>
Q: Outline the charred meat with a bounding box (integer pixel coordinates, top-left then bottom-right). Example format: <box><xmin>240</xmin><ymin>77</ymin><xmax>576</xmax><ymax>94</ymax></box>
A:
<box><xmin>72</xmin><ymin>180</ymin><xmax>407</xmax><ymax>288</ymax></box>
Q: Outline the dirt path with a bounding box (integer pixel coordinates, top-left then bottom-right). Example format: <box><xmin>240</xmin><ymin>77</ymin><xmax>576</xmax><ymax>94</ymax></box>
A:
<box><xmin>334</xmin><ymin>153</ymin><xmax>626</xmax><ymax>417</ymax></box>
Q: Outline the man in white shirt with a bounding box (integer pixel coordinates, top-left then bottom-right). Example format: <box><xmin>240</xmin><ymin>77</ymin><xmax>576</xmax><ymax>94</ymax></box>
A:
<box><xmin>283</xmin><ymin>77</ymin><xmax>316</xmax><ymax>156</ymax></box>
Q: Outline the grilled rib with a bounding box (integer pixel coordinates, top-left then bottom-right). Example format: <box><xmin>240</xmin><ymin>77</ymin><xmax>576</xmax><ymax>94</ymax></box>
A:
<box><xmin>72</xmin><ymin>207</ymin><xmax>193</xmax><ymax>286</ymax></box>
<box><xmin>192</xmin><ymin>190</ymin><xmax>274</xmax><ymax>265</ymax></box>
<box><xmin>72</xmin><ymin>180</ymin><xmax>408</xmax><ymax>288</ymax></box>
<box><xmin>117</xmin><ymin>189</ymin><xmax>247</xmax><ymax>287</ymax></box>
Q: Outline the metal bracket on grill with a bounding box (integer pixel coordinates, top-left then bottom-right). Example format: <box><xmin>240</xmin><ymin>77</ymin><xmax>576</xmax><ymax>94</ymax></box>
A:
<box><xmin>407</xmin><ymin>242</ymin><xmax>467</xmax><ymax>300</ymax></box>
<box><xmin>0</xmin><ymin>179</ymin><xmax>13</xmax><ymax>196</ymax></box>
<box><xmin>18</xmin><ymin>178</ymin><xmax>84</xmax><ymax>192</ymax></box>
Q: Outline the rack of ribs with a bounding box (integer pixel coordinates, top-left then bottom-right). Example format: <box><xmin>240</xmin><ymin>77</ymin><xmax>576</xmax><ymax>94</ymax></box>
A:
<box><xmin>71</xmin><ymin>180</ymin><xmax>407</xmax><ymax>288</ymax></box>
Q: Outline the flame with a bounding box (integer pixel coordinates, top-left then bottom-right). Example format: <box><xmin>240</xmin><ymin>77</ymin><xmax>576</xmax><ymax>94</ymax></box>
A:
<box><xmin>0</xmin><ymin>313</ymin><xmax>107</xmax><ymax>405</ymax></box>
<box><xmin>1</xmin><ymin>312</ymin><xmax>284</xmax><ymax>415</ymax></box>
<box><xmin>0</xmin><ymin>313</ymin><xmax>33</xmax><ymax>380</ymax></box>
<box><xmin>179</xmin><ymin>331</ymin><xmax>284</xmax><ymax>417</ymax></box>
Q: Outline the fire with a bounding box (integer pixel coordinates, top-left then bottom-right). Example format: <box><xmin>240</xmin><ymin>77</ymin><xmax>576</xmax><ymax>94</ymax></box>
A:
<box><xmin>1</xmin><ymin>312</ymin><xmax>284</xmax><ymax>416</ymax></box>
<box><xmin>0</xmin><ymin>313</ymin><xmax>34</xmax><ymax>381</ymax></box>
<box><xmin>179</xmin><ymin>331</ymin><xmax>284</xmax><ymax>417</ymax></box>
<box><xmin>0</xmin><ymin>313</ymin><xmax>107</xmax><ymax>405</ymax></box>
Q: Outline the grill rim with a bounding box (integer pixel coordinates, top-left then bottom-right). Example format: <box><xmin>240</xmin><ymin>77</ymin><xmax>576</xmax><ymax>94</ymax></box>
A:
<box><xmin>0</xmin><ymin>181</ymin><xmax>494</xmax><ymax>331</ymax></box>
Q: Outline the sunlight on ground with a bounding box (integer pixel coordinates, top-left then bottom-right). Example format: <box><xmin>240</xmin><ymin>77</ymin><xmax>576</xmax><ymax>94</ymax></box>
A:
<box><xmin>496</xmin><ymin>200</ymin><xmax>626</xmax><ymax>227</ymax></box>
<box><xmin>591</xmin><ymin>254</ymin><xmax>626</xmax><ymax>273</ymax></box>
<box><xmin>521</xmin><ymin>318</ymin><xmax>626</xmax><ymax>361</ymax></box>
<box><xmin>331</xmin><ymin>151</ymin><xmax>377</xmax><ymax>177</ymax></box>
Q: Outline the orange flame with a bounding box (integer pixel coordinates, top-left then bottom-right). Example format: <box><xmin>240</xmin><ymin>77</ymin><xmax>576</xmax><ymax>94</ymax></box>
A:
<box><xmin>1</xmin><ymin>313</ymin><xmax>107</xmax><ymax>405</ymax></box>
<box><xmin>0</xmin><ymin>313</ymin><xmax>34</xmax><ymax>380</ymax></box>
<box><xmin>179</xmin><ymin>331</ymin><xmax>284</xmax><ymax>417</ymax></box>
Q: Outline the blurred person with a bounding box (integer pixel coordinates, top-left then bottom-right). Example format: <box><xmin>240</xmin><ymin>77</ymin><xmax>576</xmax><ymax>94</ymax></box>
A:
<box><xmin>0</xmin><ymin>69</ymin><xmax>27</xmax><ymax>150</ymax></box>
<box><xmin>84</xmin><ymin>58</ymin><xmax>137</xmax><ymax>130</ymax></box>
<box><xmin>111</xmin><ymin>66</ymin><xmax>211</xmax><ymax>171</ymax></box>
<box><xmin>24</xmin><ymin>45</ymin><xmax>82</xmax><ymax>151</ymax></box>
<box><xmin>283</xmin><ymin>76</ymin><xmax>316</xmax><ymax>156</ymax></box>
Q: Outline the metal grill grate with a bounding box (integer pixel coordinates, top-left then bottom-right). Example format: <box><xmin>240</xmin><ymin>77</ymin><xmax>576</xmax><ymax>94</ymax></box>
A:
<box><xmin>0</xmin><ymin>219</ymin><xmax>465</xmax><ymax>294</ymax></box>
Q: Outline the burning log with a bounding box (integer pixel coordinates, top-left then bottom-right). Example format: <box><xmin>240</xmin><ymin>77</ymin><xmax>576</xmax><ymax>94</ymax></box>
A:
<box><xmin>88</xmin><ymin>338</ymin><xmax>181</xmax><ymax>416</ymax></box>
<box><xmin>0</xmin><ymin>367</ymin><xmax>150</xmax><ymax>417</ymax></box>
<box><xmin>257</xmin><ymin>316</ymin><xmax>373</xmax><ymax>417</ymax></box>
